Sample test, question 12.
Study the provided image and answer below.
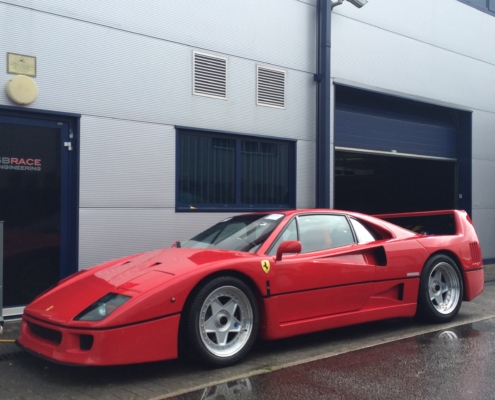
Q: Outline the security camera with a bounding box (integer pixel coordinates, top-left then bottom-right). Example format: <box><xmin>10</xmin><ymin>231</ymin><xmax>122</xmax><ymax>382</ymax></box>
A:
<box><xmin>346</xmin><ymin>0</ymin><xmax>368</xmax><ymax>8</ymax></box>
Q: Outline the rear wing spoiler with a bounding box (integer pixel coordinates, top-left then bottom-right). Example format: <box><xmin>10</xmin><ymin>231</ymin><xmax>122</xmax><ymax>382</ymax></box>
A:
<box><xmin>373</xmin><ymin>210</ymin><xmax>463</xmax><ymax>236</ymax></box>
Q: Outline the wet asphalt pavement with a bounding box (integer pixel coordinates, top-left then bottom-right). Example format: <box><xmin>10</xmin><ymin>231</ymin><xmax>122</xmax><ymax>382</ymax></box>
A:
<box><xmin>174</xmin><ymin>318</ymin><xmax>495</xmax><ymax>400</ymax></box>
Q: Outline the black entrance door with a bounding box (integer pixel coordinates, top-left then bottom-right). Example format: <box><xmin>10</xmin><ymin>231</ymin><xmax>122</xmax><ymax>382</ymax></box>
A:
<box><xmin>0</xmin><ymin>115</ymin><xmax>75</xmax><ymax>308</ymax></box>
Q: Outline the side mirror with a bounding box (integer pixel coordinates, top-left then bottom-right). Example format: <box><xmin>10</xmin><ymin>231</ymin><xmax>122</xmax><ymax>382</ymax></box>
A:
<box><xmin>276</xmin><ymin>240</ymin><xmax>302</xmax><ymax>261</ymax></box>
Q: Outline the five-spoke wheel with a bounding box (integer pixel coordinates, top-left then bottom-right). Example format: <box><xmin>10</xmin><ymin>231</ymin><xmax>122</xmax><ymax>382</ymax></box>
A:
<box><xmin>417</xmin><ymin>255</ymin><xmax>463</xmax><ymax>323</ymax></box>
<box><xmin>184</xmin><ymin>276</ymin><xmax>259</xmax><ymax>367</ymax></box>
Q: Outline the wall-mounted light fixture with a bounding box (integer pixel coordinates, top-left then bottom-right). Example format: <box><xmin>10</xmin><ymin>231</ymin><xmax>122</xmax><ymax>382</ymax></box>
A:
<box><xmin>6</xmin><ymin>75</ymin><xmax>38</xmax><ymax>105</ymax></box>
<box><xmin>332</xmin><ymin>0</ymin><xmax>368</xmax><ymax>9</ymax></box>
<box><xmin>345</xmin><ymin>0</ymin><xmax>368</xmax><ymax>8</ymax></box>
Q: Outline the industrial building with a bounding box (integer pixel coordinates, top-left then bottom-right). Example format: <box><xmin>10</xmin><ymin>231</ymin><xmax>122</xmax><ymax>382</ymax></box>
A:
<box><xmin>1</xmin><ymin>0</ymin><xmax>494</xmax><ymax>316</ymax></box>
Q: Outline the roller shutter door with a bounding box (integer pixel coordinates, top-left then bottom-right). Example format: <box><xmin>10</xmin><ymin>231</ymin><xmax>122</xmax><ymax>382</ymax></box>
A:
<box><xmin>334</xmin><ymin>86</ymin><xmax>457</xmax><ymax>160</ymax></box>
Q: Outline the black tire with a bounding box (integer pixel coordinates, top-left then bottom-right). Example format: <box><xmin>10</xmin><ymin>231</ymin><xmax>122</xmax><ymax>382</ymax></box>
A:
<box><xmin>183</xmin><ymin>276</ymin><xmax>259</xmax><ymax>367</ymax></box>
<box><xmin>417</xmin><ymin>254</ymin><xmax>463</xmax><ymax>323</ymax></box>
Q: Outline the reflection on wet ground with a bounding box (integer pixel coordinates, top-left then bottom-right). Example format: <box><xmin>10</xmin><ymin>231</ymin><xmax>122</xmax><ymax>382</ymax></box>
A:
<box><xmin>175</xmin><ymin>318</ymin><xmax>495</xmax><ymax>400</ymax></box>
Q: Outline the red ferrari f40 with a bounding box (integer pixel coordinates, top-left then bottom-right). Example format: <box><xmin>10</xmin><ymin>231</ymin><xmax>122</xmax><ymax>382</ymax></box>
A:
<box><xmin>18</xmin><ymin>209</ymin><xmax>484</xmax><ymax>366</ymax></box>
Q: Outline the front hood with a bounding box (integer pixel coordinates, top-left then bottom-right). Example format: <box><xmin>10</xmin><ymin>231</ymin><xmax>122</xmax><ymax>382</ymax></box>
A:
<box><xmin>92</xmin><ymin>248</ymin><xmax>247</xmax><ymax>286</ymax></box>
<box><xmin>24</xmin><ymin>248</ymin><xmax>253</xmax><ymax>324</ymax></box>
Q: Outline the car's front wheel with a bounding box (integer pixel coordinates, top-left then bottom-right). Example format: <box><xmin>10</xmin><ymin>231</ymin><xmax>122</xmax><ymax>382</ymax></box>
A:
<box><xmin>417</xmin><ymin>254</ymin><xmax>463</xmax><ymax>323</ymax></box>
<box><xmin>184</xmin><ymin>276</ymin><xmax>259</xmax><ymax>367</ymax></box>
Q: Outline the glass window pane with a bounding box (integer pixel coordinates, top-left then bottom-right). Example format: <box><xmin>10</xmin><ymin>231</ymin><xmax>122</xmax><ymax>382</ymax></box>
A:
<box><xmin>298</xmin><ymin>215</ymin><xmax>354</xmax><ymax>253</ymax></box>
<box><xmin>350</xmin><ymin>218</ymin><xmax>377</xmax><ymax>244</ymax></box>
<box><xmin>241</xmin><ymin>140</ymin><xmax>289</xmax><ymax>205</ymax></box>
<box><xmin>177</xmin><ymin>130</ymin><xmax>294</xmax><ymax>210</ymax></box>
<box><xmin>178</xmin><ymin>133</ymin><xmax>235</xmax><ymax>205</ymax></box>
<box><xmin>268</xmin><ymin>219</ymin><xmax>298</xmax><ymax>255</ymax></box>
<box><xmin>0</xmin><ymin>123</ymin><xmax>62</xmax><ymax>306</ymax></box>
<box><xmin>183</xmin><ymin>213</ymin><xmax>284</xmax><ymax>252</ymax></box>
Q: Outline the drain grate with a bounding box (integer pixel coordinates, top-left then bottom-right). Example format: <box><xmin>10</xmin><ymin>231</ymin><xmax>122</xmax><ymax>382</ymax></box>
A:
<box><xmin>0</xmin><ymin>352</ymin><xmax>26</xmax><ymax>362</ymax></box>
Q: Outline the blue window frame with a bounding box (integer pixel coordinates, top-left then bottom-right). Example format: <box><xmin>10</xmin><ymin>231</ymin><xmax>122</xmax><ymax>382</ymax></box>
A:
<box><xmin>176</xmin><ymin>128</ymin><xmax>296</xmax><ymax>212</ymax></box>
<box><xmin>458</xmin><ymin>0</ymin><xmax>495</xmax><ymax>15</ymax></box>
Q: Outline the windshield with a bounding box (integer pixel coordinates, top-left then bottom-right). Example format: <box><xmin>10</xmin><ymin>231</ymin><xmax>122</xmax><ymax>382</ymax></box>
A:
<box><xmin>181</xmin><ymin>213</ymin><xmax>285</xmax><ymax>252</ymax></box>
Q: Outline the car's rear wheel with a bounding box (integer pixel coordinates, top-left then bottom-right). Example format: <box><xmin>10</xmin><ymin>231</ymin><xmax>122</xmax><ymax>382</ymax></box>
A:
<box><xmin>417</xmin><ymin>254</ymin><xmax>463</xmax><ymax>323</ymax></box>
<box><xmin>184</xmin><ymin>276</ymin><xmax>259</xmax><ymax>367</ymax></box>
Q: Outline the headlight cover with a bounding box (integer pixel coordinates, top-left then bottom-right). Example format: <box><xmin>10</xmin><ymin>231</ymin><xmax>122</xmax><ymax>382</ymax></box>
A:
<box><xmin>74</xmin><ymin>293</ymin><xmax>131</xmax><ymax>321</ymax></box>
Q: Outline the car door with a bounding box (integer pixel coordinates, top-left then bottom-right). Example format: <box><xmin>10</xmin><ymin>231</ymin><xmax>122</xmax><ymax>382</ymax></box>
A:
<box><xmin>270</xmin><ymin>214</ymin><xmax>376</xmax><ymax>323</ymax></box>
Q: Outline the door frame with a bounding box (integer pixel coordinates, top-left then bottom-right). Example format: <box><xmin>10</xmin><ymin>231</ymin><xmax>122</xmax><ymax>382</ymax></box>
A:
<box><xmin>0</xmin><ymin>105</ymin><xmax>80</xmax><ymax>315</ymax></box>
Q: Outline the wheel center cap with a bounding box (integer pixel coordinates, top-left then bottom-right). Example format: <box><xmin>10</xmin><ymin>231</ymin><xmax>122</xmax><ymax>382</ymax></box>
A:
<box><xmin>216</xmin><ymin>312</ymin><xmax>231</xmax><ymax>329</ymax></box>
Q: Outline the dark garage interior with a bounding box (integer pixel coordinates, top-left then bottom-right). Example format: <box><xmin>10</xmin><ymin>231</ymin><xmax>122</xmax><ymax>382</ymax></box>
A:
<box><xmin>334</xmin><ymin>150</ymin><xmax>457</xmax><ymax>215</ymax></box>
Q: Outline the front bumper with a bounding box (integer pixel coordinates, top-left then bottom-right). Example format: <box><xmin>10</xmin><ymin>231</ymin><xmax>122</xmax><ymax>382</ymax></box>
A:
<box><xmin>17</xmin><ymin>313</ymin><xmax>180</xmax><ymax>365</ymax></box>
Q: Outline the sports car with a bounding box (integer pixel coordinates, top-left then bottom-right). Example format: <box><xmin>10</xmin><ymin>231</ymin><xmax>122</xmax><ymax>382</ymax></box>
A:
<box><xmin>17</xmin><ymin>209</ymin><xmax>484</xmax><ymax>367</ymax></box>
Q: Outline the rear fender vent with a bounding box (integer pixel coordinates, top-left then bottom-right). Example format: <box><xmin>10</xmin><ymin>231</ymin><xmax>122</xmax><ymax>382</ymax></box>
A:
<box><xmin>257</xmin><ymin>65</ymin><xmax>285</xmax><ymax>109</ymax></box>
<box><xmin>372</xmin><ymin>246</ymin><xmax>387</xmax><ymax>267</ymax></box>
<box><xmin>469</xmin><ymin>242</ymin><xmax>482</xmax><ymax>266</ymax></box>
<box><xmin>193</xmin><ymin>51</ymin><xmax>227</xmax><ymax>99</ymax></box>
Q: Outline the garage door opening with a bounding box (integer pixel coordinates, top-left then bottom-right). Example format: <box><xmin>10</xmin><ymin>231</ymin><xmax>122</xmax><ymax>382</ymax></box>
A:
<box><xmin>334</xmin><ymin>151</ymin><xmax>457</xmax><ymax>215</ymax></box>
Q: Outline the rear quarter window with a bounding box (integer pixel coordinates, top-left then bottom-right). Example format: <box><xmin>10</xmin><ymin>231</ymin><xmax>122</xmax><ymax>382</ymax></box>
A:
<box><xmin>350</xmin><ymin>218</ymin><xmax>382</xmax><ymax>244</ymax></box>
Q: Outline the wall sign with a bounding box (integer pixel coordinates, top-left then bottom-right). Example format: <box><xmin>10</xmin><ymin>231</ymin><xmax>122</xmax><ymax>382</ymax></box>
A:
<box><xmin>7</xmin><ymin>53</ymin><xmax>36</xmax><ymax>77</ymax></box>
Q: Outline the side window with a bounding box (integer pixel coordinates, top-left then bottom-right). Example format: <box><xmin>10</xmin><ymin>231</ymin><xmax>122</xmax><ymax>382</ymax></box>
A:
<box><xmin>298</xmin><ymin>215</ymin><xmax>354</xmax><ymax>253</ymax></box>
<box><xmin>350</xmin><ymin>218</ymin><xmax>379</xmax><ymax>244</ymax></box>
<box><xmin>268</xmin><ymin>219</ymin><xmax>297</xmax><ymax>255</ymax></box>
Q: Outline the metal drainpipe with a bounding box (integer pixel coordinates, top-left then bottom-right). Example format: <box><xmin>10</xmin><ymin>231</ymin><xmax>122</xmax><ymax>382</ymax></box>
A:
<box><xmin>315</xmin><ymin>0</ymin><xmax>338</xmax><ymax>208</ymax></box>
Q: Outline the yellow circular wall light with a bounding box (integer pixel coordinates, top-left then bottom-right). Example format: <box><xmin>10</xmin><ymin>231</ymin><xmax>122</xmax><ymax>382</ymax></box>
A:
<box><xmin>6</xmin><ymin>75</ymin><xmax>38</xmax><ymax>105</ymax></box>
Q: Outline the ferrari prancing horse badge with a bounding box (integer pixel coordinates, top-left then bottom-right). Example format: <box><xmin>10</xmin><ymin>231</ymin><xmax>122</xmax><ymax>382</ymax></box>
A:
<box><xmin>261</xmin><ymin>260</ymin><xmax>270</xmax><ymax>273</ymax></box>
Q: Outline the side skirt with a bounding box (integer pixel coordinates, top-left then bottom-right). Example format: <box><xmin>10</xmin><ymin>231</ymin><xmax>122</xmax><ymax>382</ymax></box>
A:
<box><xmin>261</xmin><ymin>278</ymin><xmax>419</xmax><ymax>340</ymax></box>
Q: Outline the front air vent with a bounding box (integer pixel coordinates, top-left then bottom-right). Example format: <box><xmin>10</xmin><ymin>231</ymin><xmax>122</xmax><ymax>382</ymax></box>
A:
<box><xmin>80</xmin><ymin>334</ymin><xmax>94</xmax><ymax>351</ymax></box>
<box><xmin>27</xmin><ymin>322</ymin><xmax>62</xmax><ymax>344</ymax></box>
<box><xmin>257</xmin><ymin>65</ymin><xmax>285</xmax><ymax>109</ymax></box>
<box><xmin>193</xmin><ymin>52</ymin><xmax>227</xmax><ymax>99</ymax></box>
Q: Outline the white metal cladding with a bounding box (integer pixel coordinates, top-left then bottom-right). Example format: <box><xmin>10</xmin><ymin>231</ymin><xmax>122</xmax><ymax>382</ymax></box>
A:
<box><xmin>80</xmin><ymin>116</ymin><xmax>175</xmax><ymax>208</ymax></box>
<box><xmin>257</xmin><ymin>66</ymin><xmax>285</xmax><ymax>108</ymax></box>
<box><xmin>296</xmin><ymin>140</ymin><xmax>316</xmax><ymax>209</ymax></box>
<box><xmin>2</xmin><ymin>0</ymin><xmax>317</xmax><ymax>73</ymax></box>
<box><xmin>473</xmin><ymin>159</ymin><xmax>495</xmax><ymax>210</ymax></box>
<box><xmin>79</xmin><ymin>209</ymin><xmax>225</xmax><ymax>269</ymax></box>
<box><xmin>0</xmin><ymin>3</ymin><xmax>315</xmax><ymax>142</ymax></box>
<box><xmin>2</xmin><ymin>2</ymin><xmax>318</xmax><ymax>268</ymax></box>
<box><xmin>8</xmin><ymin>0</ymin><xmax>495</xmax><ymax>259</ymax></box>
<box><xmin>333</xmin><ymin>0</ymin><xmax>495</xmax><ymax>67</ymax></box>
<box><xmin>331</xmin><ymin>14</ymin><xmax>495</xmax><ymax>115</ymax></box>
<box><xmin>471</xmin><ymin>110</ymin><xmax>495</xmax><ymax>259</ymax></box>
<box><xmin>472</xmin><ymin>110</ymin><xmax>495</xmax><ymax>164</ymax></box>
<box><xmin>472</xmin><ymin>209</ymin><xmax>495</xmax><ymax>261</ymax></box>
<box><xmin>193</xmin><ymin>52</ymin><xmax>227</xmax><ymax>99</ymax></box>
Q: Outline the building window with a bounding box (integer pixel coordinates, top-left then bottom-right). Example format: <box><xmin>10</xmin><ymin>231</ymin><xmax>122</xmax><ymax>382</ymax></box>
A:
<box><xmin>177</xmin><ymin>128</ymin><xmax>296</xmax><ymax>211</ymax></box>
<box><xmin>458</xmin><ymin>0</ymin><xmax>495</xmax><ymax>15</ymax></box>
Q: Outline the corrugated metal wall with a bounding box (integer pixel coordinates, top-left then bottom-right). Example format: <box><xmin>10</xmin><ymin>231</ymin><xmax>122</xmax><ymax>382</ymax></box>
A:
<box><xmin>0</xmin><ymin>0</ymin><xmax>317</xmax><ymax>268</ymax></box>
<box><xmin>3</xmin><ymin>0</ymin><xmax>495</xmax><ymax>264</ymax></box>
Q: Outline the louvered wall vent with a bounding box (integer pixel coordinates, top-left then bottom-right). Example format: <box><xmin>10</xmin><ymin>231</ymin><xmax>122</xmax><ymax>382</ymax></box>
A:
<box><xmin>193</xmin><ymin>52</ymin><xmax>227</xmax><ymax>99</ymax></box>
<box><xmin>257</xmin><ymin>66</ymin><xmax>285</xmax><ymax>109</ymax></box>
